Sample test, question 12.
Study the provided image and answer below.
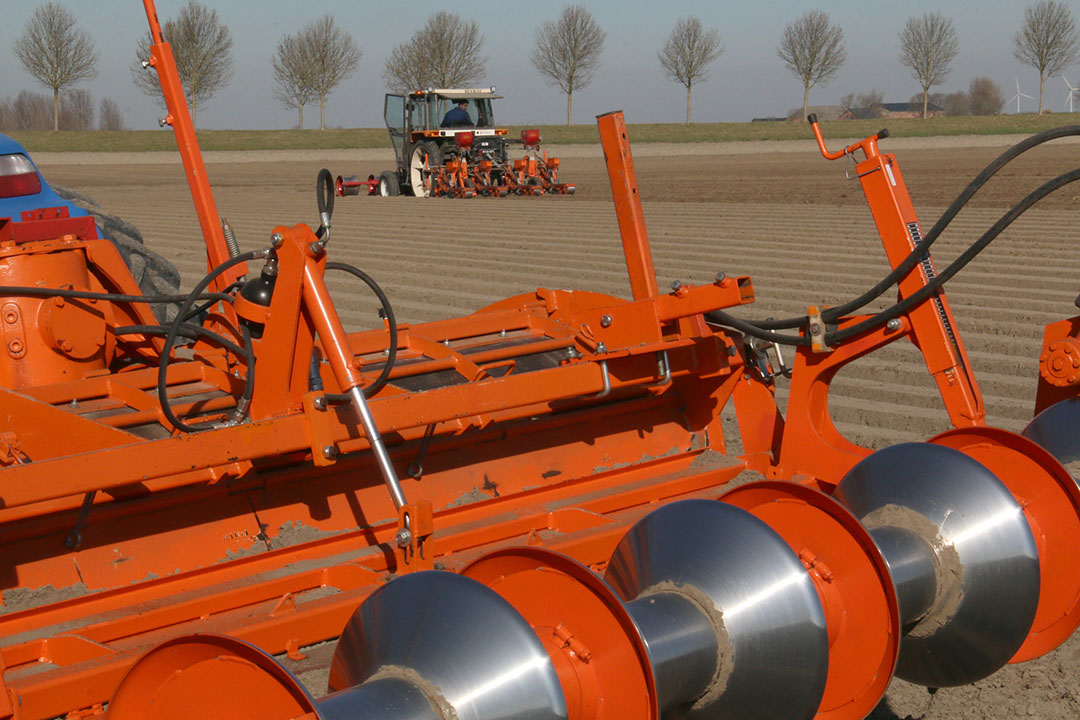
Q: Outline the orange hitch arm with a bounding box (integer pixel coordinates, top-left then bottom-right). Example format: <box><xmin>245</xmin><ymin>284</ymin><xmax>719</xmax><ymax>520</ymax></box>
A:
<box><xmin>808</xmin><ymin>113</ymin><xmax>887</xmax><ymax>162</ymax></box>
<box><xmin>141</xmin><ymin>0</ymin><xmax>245</xmax><ymax>292</ymax></box>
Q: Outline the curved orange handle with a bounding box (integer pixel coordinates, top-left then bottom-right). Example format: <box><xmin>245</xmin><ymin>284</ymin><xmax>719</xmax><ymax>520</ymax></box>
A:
<box><xmin>808</xmin><ymin>113</ymin><xmax>888</xmax><ymax>162</ymax></box>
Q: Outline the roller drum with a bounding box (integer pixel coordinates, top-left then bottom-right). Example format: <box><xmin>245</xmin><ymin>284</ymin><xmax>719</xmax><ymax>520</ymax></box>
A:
<box><xmin>331</xmin><ymin>570</ymin><xmax>568</xmax><ymax>720</ymax></box>
<box><xmin>605</xmin><ymin>499</ymin><xmax>829</xmax><ymax>719</ymax></box>
<box><xmin>835</xmin><ymin>443</ymin><xmax>1040</xmax><ymax>687</ymax></box>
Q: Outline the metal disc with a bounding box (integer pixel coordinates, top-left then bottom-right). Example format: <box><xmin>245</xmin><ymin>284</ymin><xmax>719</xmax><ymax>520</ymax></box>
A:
<box><xmin>604</xmin><ymin>499</ymin><xmax>828</xmax><ymax>720</ymax></box>
<box><xmin>330</xmin><ymin>570</ymin><xmax>568</xmax><ymax>720</ymax></box>
<box><xmin>1023</xmin><ymin>397</ymin><xmax>1080</xmax><ymax>474</ymax></box>
<box><xmin>834</xmin><ymin>443</ymin><xmax>1040</xmax><ymax>687</ymax></box>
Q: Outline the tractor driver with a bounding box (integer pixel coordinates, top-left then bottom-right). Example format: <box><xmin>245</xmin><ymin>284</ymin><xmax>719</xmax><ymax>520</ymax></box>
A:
<box><xmin>441</xmin><ymin>99</ymin><xmax>473</xmax><ymax>128</ymax></box>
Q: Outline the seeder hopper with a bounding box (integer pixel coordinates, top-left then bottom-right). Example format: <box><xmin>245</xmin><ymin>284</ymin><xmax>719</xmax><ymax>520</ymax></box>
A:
<box><xmin>2</xmin><ymin>3</ymin><xmax>1080</xmax><ymax>719</ymax></box>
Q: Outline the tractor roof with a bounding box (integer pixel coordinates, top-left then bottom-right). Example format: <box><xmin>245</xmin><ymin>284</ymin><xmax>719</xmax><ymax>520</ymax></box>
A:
<box><xmin>412</xmin><ymin>87</ymin><xmax>503</xmax><ymax>100</ymax></box>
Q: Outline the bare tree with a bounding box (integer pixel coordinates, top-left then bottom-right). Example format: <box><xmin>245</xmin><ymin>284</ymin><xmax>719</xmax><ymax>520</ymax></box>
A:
<box><xmin>658</xmin><ymin>17</ymin><xmax>723</xmax><ymax>124</ymax></box>
<box><xmin>60</xmin><ymin>88</ymin><xmax>95</xmax><ymax>130</ymax></box>
<box><xmin>14</xmin><ymin>2</ymin><xmax>98</xmax><ymax>132</ymax></box>
<box><xmin>1014</xmin><ymin>1</ymin><xmax>1080</xmax><ymax>112</ymax></box>
<box><xmin>778</xmin><ymin>11</ymin><xmax>846</xmax><ymax>121</ymax></box>
<box><xmin>301</xmin><ymin>16</ymin><xmax>361</xmax><ymax>131</ymax></box>
<box><xmin>132</xmin><ymin>0</ymin><xmax>233</xmax><ymax>127</ymax></box>
<box><xmin>899</xmin><ymin>12</ymin><xmax>959</xmax><ymax>119</ymax></box>
<box><xmin>842</xmin><ymin>89</ymin><xmax>885</xmax><ymax>119</ymax></box>
<box><xmin>532</xmin><ymin>5</ymin><xmax>606</xmax><ymax>125</ymax></box>
<box><xmin>99</xmin><ymin>97</ymin><xmax>126</xmax><ymax>130</ymax></box>
<box><xmin>0</xmin><ymin>99</ymin><xmax>13</xmax><ymax>131</ymax></box>
<box><xmin>384</xmin><ymin>12</ymin><xmax>485</xmax><ymax>93</ymax></box>
<box><xmin>272</xmin><ymin>34</ymin><xmax>315</xmax><ymax>129</ymax></box>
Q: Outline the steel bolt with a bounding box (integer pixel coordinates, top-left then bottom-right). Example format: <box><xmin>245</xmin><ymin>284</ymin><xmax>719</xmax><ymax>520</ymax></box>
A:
<box><xmin>596</xmin><ymin>342</ymin><xmax>608</xmax><ymax>354</ymax></box>
<box><xmin>140</xmin><ymin>59</ymin><xmax>151</xmax><ymax>69</ymax></box>
<box><xmin>809</xmin><ymin>323</ymin><xmax>822</xmax><ymax>334</ymax></box>
<box><xmin>313</xmin><ymin>396</ymin><xmax>327</xmax><ymax>411</ymax></box>
<box><xmin>670</xmin><ymin>280</ymin><xmax>682</xmax><ymax>291</ymax></box>
<box><xmin>395</xmin><ymin>528</ymin><xmax>413</xmax><ymax>547</ymax></box>
<box><xmin>727</xmin><ymin>345</ymin><xmax>738</xmax><ymax>356</ymax></box>
<box><xmin>270</xmin><ymin>232</ymin><xmax>284</xmax><ymax>248</ymax></box>
<box><xmin>322</xmin><ymin>445</ymin><xmax>339</xmax><ymax>460</ymax></box>
<box><xmin>3</xmin><ymin>311</ymin><xmax>16</xmax><ymax>324</ymax></box>
<box><xmin>600</xmin><ymin>314</ymin><xmax>612</xmax><ymax>328</ymax></box>
<box><xmin>886</xmin><ymin>318</ymin><xmax>902</xmax><ymax>331</ymax></box>
<box><xmin>9</xmin><ymin>340</ymin><xmax>23</xmax><ymax>354</ymax></box>
<box><xmin>715</xmin><ymin>272</ymin><xmax>727</xmax><ymax>283</ymax></box>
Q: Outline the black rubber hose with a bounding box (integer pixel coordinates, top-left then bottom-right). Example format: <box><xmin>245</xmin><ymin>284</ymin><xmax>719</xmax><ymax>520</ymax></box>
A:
<box><xmin>315</xmin><ymin>168</ymin><xmax>334</xmax><ymax>239</ymax></box>
<box><xmin>0</xmin><ymin>286</ymin><xmax>233</xmax><ymax>305</ymax></box>
<box><xmin>115</xmin><ymin>323</ymin><xmax>249</xmax><ymax>358</ymax></box>
<box><xmin>157</xmin><ymin>250</ymin><xmax>263</xmax><ymax>433</ymax></box>
<box><xmin>753</xmin><ymin>124</ymin><xmax>1080</xmax><ymax>331</ymax></box>
<box><xmin>708</xmin><ymin>166</ymin><xmax>1080</xmax><ymax>348</ymax></box>
<box><xmin>825</xmin><ymin>166</ymin><xmax>1080</xmax><ymax>344</ymax></box>
<box><xmin>321</xmin><ymin>261</ymin><xmax>398</xmax><ymax>401</ymax></box>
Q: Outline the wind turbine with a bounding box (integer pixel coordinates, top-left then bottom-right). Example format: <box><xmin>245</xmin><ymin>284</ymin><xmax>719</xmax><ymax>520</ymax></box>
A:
<box><xmin>1010</xmin><ymin>77</ymin><xmax>1034</xmax><ymax>113</ymax></box>
<box><xmin>1065</xmin><ymin>76</ymin><xmax>1078</xmax><ymax>113</ymax></box>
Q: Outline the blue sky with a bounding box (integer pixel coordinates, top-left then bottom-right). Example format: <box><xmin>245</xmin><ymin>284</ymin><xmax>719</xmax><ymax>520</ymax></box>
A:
<box><xmin>0</xmin><ymin>0</ymin><xmax>1073</xmax><ymax>129</ymax></box>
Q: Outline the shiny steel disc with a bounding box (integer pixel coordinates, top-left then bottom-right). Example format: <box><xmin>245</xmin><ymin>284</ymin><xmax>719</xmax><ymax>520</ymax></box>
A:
<box><xmin>604</xmin><ymin>499</ymin><xmax>828</xmax><ymax>720</ymax></box>
<box><xmin>330</xmin><ymin>570</ymin><xmax>568</xmax><ymax>720</ymax></box>
<box><xmin>1023</xmin><ymin>397</ymin><xmax>1080</xmax><ymax>475</ymax></box>
<box><xmin>834</xmin><ymin>442</ymin><xmax>1040</xmax><ymax>687</ymax></box>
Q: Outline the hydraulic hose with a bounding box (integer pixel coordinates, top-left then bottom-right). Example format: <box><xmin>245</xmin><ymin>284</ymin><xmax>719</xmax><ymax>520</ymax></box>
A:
<box><xmin>706</xmin><ymin>166</ymin><xmax>1080</xmax><ymax>348</ymax></box>
<box><xmin>0</xmin><ymin>286</ymin><xmax>233</xmax><ymax>305</ymax></box>
<box><xmin>321</xmin><ymin>261</ymin><xmax>398</xmax><ymax>401</ymax></box>
<box><xmin>752</xmin><ymin>124</ymin><xmax>1080</xmax><ymax>331</ymax></box>
<box><xmin>157</xmin><ymin>250</ymin><xmax>265</xmax><ymax>433</ymax></box>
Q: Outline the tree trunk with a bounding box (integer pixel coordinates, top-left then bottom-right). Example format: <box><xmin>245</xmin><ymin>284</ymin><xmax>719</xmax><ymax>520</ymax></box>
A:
<box><xmin>567</xmin><ymin>92</ymin><xmax>572</xmax><ymax>125</ymax></box>
<box><xmin>686</xmin><ymin>84</ymin><xmax>692</xmax><ymax>124</ymax></box>
<box><xmin>53</xmin><ymin>88</ymin><xmax>59</xmax><ymax>132</ymax></box>
<box><xmin>321</xmin><ymin>95</ymin><xmax>326</xmax><ymax>131</ymax></box>
<box><xmin>299</xmin><ymin>104</ymin><xmax>304</xmax><ymax>130</ymax></box>
<box><xmin>923</xmin><ymin>88</ymin><xmax>929</xmax><ymax>119</ymax></box>
<box><xmin>192</xmin><ymin>100</ymin><xmax>197</xmax><ymax>129</ymax></box>
<box><xmin>802</xmin><ymin>85</ymin><xmax>810</xmax><ymax>121</ymax></box>
<box><xmin>1039</xmin><ymin>73</ymin><xmax>1046</xmax><ymax>114</ymax></box>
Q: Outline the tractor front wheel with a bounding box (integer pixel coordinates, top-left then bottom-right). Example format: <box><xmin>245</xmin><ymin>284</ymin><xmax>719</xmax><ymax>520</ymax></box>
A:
<box><xmin>378</xmin><ymin>170</ymin><xmax>400</xmax><ymax>197</ymax></box>
<box><xmin>409</xmin><ymin>142</ymin><xmax>442</xmax><ymax>197</ymax></box>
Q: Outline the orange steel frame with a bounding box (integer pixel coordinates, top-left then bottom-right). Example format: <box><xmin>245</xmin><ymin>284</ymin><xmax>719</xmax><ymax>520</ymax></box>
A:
<box><xmin>0</xmin><ymin>5</ymin><xmax>1045</xmax><ymax>719</ymax></box>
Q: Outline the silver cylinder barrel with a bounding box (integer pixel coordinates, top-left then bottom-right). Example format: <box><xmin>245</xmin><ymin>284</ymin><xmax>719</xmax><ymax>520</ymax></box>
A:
<box><xmin>605</xmin><ymin>499</ymin><xmax>829</xmax><ymax>719</ymax></box>
<box><xmin>624</xmin><ymin>591</ymin><xmax>718</xmax><ymax>712</ymax></box>
<box><xmin>331</xmin><ymin>571</ymin><xmax>568</xmax><ymax>720</ymax></box>
<box><xmin>868</xmin><ymin>525</ymin><xmax>937</xmax><ymax>630</ymax></box>
<box><xmin>835</xmin><ymin>442</ymin><xmax>1040</xmax><ymax>687</ymax></box>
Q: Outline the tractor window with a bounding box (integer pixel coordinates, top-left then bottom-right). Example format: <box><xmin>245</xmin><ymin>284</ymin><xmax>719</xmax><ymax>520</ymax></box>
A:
<box><xmin>474</xmin><ymin>99</ymin><xmax>494</xmax><ymax>127</ymax></box>
<box><xmin>385</xmin><ymin>94</ymin><xmax>406</xmax><ymax>162</ymax></box>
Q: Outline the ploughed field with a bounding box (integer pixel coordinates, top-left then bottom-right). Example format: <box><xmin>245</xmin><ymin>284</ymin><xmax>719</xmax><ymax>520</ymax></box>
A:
<box><xmin>39</xmin><ymin>136</ymin><xmax>1080</xmax><ymax>719</ymax></box>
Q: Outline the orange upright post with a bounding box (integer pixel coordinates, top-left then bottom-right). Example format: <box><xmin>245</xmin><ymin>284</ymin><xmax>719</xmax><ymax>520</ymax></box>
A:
<box><xmin>597</xmin><ymin>111</ymin><xmax>659</xmax><ymax>300</ymax></box>
<box><xmin>141</xmin><ymin>0</ymin><xmax>245</xmax><ymax>292</ymax></box>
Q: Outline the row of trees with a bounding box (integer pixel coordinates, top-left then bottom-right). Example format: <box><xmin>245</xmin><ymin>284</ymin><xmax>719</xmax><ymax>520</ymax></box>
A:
<box><xmin>781</xmin><ymin>1</ymin><xmax>1079</xmax><ymax>120</ymax></box>
<box><xmin>0</xmin><ymin>89</ymin><xmax>125</xmax><ymax>131</ymax></box>
<box><xmin>10</xmin><ymin>1</ymin><xmax>1080</xmax><ymax>130</ymax></box>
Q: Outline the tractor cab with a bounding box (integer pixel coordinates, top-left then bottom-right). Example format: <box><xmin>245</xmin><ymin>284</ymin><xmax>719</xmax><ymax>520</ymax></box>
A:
<box><xmin>384</xmin><ymin>88</ymin><xmax>511</xmax><ymax>196</ymax></box>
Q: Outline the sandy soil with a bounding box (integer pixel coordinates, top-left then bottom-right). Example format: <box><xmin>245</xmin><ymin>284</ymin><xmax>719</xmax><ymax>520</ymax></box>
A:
<box><xmin>34</xmin><ymin>135</ymin><xmax>1080</xmax><ymax>719</ymax></box>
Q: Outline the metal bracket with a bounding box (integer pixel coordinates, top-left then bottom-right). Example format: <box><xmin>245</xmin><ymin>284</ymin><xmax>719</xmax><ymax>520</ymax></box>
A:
<box><xmin>302</xmin><ymin>393</ymin><xmax>339</xmax><ymax>467</ymax></box>
<box><xmin>807</xmin><ymin>305</ymin><xmax>831</xmax><ymax>353</ymax></box>
<box><xmin>395</xmin><ymin>501</ymin><xmax>434</xmax><ymax>573</ymax></box>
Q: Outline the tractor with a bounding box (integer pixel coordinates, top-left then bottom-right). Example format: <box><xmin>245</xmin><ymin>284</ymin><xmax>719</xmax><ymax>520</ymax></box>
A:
<box><xmin>336</xmin><ymin>88</ymin><xmax>573</xmax><ymax>198</ymax></box>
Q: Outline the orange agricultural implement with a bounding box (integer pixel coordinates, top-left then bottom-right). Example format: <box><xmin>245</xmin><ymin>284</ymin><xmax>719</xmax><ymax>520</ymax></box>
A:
<box><xmin>1</xmin><ymin>4</ymin><xmax>1079</xmax><ymax>719</ymax></box>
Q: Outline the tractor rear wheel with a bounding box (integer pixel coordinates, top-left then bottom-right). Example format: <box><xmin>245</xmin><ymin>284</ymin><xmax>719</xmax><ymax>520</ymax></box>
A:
<box><xmin>409</xmin><ymin>142</ymin><xmax>442</xmax><ymax>197</ymax></box>
<box><xmin>378</xmin><ymin>170</ymin><xmax>400</xmax><ymax>197</ymax></box>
